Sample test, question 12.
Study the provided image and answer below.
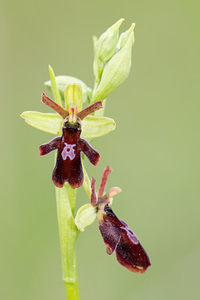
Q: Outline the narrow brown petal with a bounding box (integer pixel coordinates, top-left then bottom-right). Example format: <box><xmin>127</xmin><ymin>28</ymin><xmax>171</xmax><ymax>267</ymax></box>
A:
<box><xmin>90</xmin><ymin>177</ymin><xmax>98</xmax><ymax>207</ymax></box>
<box><xmin>97</xmin><ymin>166</ymin><xmax>112</xmax><ymax>198</ymax></box>
<box><xmin>41</xmin><ymin>93</ymin><xmax>69</xmax><ymax>119</ymax></box>
<box><xmin>77</xmin><ymin>101</ymin><xmax>103</xmax><ymax>120</ymax></box>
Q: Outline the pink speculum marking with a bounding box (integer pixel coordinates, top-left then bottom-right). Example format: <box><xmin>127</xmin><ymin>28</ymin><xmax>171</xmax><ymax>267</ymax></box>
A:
<box><xmin>61</xmin><ymin>143</ymin><xmax>76</xmax><ymax>160</ymax></box>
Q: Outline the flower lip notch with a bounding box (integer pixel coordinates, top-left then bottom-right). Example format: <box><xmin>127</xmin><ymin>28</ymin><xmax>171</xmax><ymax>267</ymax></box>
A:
<box><xmin>39</xmin><ymin>93</ymin><xmax>102</xmax><ymax>189</ymax></box>
<box><xmin>91</xmin><ymin>166</ymin><xmax>151</xmax><ymax>273</ymax></box>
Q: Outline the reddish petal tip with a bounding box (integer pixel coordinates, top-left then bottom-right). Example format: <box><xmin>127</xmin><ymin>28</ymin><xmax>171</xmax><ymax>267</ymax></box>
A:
<box><xmin>93</xmin><ymin>153</ymin><xmax>100</xmax><ymax>166</ymax></box>
<box><xmin>41</xmin><ymin>93</ymin><xmax>46</xmax><ymax>103</ymax></box>
<box><xmin>39</xmin><ymin>146</ymin><xmax>44</xmax><ymax>156</ymax></box>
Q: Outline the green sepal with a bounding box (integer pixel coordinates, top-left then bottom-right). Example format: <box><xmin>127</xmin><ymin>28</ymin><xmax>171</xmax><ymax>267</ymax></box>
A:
<box><xmin>21</xmin><ymin>111</ymin><xmax>116</xmax><ymax>139</ymax></box>
<box><xmin>45</xmin><ymin>75</ymin><xmax>91</xmax><ymax>104</ymax></box>
<box><xmin>81</xmin><ymin>115</ymin><xmax>116</xmax><ymax>139</ymax></box>
<box><xmin>75</xmin><ymin>203</ymin><xmax>96</xmax><ymax>232</ymax></box>
<box><xmin>64</xmin><ymin>83</ymin><xmax>83</xmax><ymax>111</ymax></box>
<box><xmin>20</xmin><ymin>111</ymin><xmax>62</xmax><ymax>135</ymax></box>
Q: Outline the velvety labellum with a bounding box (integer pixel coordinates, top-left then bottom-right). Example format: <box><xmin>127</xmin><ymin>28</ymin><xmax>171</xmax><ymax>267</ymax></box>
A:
<box><xmin>99</xmin><ymin>205</ymin><xmax>151</xmax><ymax>273</ymax></box>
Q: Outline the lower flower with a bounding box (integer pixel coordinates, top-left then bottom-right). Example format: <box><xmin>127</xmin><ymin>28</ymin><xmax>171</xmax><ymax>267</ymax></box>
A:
<box><xmin>92</xmin><ymin>166</ymin><xmax>151</xmax><ymax>273</ymax></box>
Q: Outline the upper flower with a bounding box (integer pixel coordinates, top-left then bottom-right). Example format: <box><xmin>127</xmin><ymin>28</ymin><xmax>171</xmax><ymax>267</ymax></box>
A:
<box><xmin>21</xmin><ymin>65</ymin><xmax>116</xmax><ymax>191</ymax></box>
<box><xmin>39</xmin><ymin>94</ymin><xmax>102</xmax><ymax>188</ymax></box>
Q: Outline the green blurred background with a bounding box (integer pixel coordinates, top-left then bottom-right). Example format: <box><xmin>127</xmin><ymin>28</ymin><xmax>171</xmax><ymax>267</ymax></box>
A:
<box><xmin>1</xmin><ymin>0</ymin><xmax>200</xmax><ymax>299</ymax></box>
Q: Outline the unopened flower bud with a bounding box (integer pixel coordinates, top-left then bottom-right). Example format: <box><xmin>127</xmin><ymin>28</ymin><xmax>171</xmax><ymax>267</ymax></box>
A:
<box><xmin>99</xmin><ymin>30</ymin><xmax>119</xmax><ymax>62</ymax></box>
<box><xmin>93</xmin><ymin>18</ymin><xmax>124</xmax><ymax>82</ymax></box>
<box><xmin>116</xmin><ymin>23</ymin><xmax>135</xmax><ymax>50</ymax></box>
<box><xmin>92</xmin><ymin>23</ymin><xmax>135</xmax><ymax>103</ymax></box>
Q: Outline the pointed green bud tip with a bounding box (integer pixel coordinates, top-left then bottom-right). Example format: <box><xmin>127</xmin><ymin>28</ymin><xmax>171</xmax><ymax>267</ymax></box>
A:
<box><xmin>93</xmin><ymin>35</ymin><xmax>98</xmax><ymax>51</ymax></box>
<box><xmin>98</xmin><ymin>18</ymin><xmax>125</xmax><ymax>63</ymax></box>
<box><xmin>117</xmin><ymin>23</ymin><xmax>136</xmax><ymax>50</ymax></box>
<box><xmin>75</xmin><ymin>204</ymin><xmax>97</xmax><ymax>232</ymax></box>
<box><xmin>97</xmin><ymin>18</ymin><xmax>124</xmax><ymax>47</ymax></box>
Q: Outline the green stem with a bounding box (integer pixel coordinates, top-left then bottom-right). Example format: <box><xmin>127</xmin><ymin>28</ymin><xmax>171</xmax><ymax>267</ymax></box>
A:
<box><xmin>50</xmin><ymin>64</ymin><xmax>80</xmax><ymax>299</ymax></box>
<box><xmin>56</xmin><ymin>184</ymin><xmax>80</xmax><ymax>300</ymax></box>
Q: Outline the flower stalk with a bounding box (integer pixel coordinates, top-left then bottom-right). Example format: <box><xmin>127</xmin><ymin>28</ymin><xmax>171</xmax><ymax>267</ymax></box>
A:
<box><xmin>56</xmin><ymin>184</ymin><xmax>80</xmax><ymax>300</ymax></box>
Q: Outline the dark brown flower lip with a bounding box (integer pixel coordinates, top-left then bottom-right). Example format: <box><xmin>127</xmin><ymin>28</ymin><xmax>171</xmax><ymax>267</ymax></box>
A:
<box><xmin>40</xmin><ymin>136</ymin><xmax>100</xmax><ymax>189</ymax></box>
<box><xmin>99</xmin><ymin>205</ymin><xmax>151</xmax><ymax>273</ymax></box>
